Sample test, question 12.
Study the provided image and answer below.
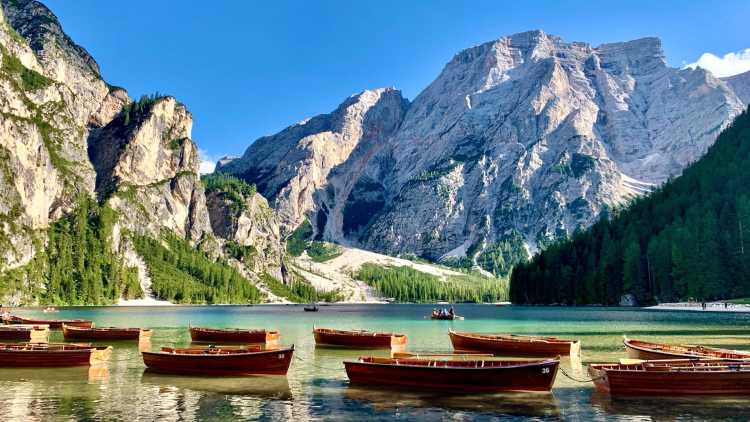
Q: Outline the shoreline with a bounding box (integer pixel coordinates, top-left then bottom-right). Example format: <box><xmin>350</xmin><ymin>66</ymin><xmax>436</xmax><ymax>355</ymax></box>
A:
<box><xmin>647</xmin><ymin>301</ymin><xmax>750</xmax><ymax>313</ymax></box>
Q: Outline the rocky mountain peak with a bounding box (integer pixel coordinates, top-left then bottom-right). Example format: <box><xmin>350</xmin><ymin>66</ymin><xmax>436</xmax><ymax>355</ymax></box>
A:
<box><xmin>724</xmin><ymin>70</ymin><xmax>750</xmax><ymax>105</ymax></box>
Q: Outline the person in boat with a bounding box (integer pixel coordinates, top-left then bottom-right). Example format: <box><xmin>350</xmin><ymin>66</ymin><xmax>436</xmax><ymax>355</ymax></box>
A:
<box><xmin>448</xmin><ymin>307</ymin><xmax>455</xmax><ymax>317</ymax></box>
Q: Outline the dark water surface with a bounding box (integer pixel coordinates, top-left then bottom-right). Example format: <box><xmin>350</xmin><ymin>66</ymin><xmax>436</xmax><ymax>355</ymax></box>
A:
<box><xmin>1</xmin><ymin>305</ymin><xmax>749</xmax><ymax>421</ymax></box>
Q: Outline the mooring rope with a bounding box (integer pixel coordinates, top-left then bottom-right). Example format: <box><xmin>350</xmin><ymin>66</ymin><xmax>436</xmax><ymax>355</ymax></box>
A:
<box><xmin>558</xmin><ymin>366</ymin><xmax>604</xmax><ymax>383</ymax></box>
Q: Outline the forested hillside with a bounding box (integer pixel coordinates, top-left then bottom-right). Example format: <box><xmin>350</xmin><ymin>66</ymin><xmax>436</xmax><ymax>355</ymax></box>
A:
<box><xmin>510</xmin><ymin>108</ymin><xmax>750</xmax><ymax>305</ymax></box>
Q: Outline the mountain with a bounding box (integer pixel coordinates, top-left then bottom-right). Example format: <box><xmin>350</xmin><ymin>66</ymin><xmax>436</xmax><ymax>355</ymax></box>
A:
<box><xmin>510</xmin><ymin>108</ymin><xmax>750</xmax><ymax>305</ymax></box>
<box><xmin>219</xmin><ymin>31</ymin><xmax>748</xmax><ymax>276</ymax></box>
<box><xmin>725</xmin><ymin>70</ymin><xmax>750</xmax><ymax>105</ymax></box>
<box><xmin>0</xmin><ymin>0</ymin><xmax>288</xmax><ymax>304</ymax></box>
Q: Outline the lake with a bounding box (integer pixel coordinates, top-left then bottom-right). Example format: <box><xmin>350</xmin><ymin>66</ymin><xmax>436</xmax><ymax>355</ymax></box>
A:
<box><xmin>1</xmin><ymin>305</ymin><xmax>749</xmax><ymax>421</ymax></box>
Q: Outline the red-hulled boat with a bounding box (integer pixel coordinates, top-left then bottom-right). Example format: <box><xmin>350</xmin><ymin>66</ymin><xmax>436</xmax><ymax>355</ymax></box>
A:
<box><xmin>345</xmin><ymin>356</ymin><xmax>559</xmax><ymax>392</ymax></box>
<box><xmin>623</xmin><ymin>337</ymin><xmax>750</xmax><ymax>361</ymax></box>
<box><xmin>142</xmin><ymin>345</ymin><xmax>294</xmax><ymax>376</ymax></box>
<box><xmin>0</xmin><ymin>343</ymin><xmax>112</xmax><ymax>367</ymax></box>
<box><xmin>189</xmin><ymin>325</ymin><xmax>279</xmax><ymax>344</ymax></box>
<box><xmin>589</xmin><ymin>359</ymin><xmax>750</xmax><ymax>395</ymax></box>
<box><xmin>449</xmin><ymin>330</ymin><xmax>580</xmax><ymax>357</ymax></box>
<box><xmin>3</xmin><ymin>315</ymin><xmax>93</xmax><ymax>329</ymax></box>
<box><xmin>0</xmin><ymin>324</ymin><xmax>49</xmax><ymax>342</ymax></box>
<box><xmin>313</xmin><ymin>327</ymin><xmax>407</xmax><ymax>349</ymax></box>
<box><xmin>62</xmin><ymin>324</ymin><xmax>152</xmax><ymax>341</ymax></box>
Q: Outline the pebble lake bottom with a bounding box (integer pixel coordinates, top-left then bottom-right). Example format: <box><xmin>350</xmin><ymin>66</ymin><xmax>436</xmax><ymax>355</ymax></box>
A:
<box><xmin>1</xmin><ymin>304</ymin><xmax>749</xmax><ymax>421</ymax></box>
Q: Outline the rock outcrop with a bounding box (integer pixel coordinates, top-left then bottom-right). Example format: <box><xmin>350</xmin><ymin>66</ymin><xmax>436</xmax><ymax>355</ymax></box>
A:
<box><xmin>205</xmin><ymin>188</ymin><xmax>284</xmax><ymax>278</ymax></box>
<box><xmin>218</xmin><ymin>88</ymin><xmax>409</xmax><ymax>234</ymax></box>
<box><xmin>724</xmin><ymin>70</ymin><xmax>750</xmax><ymax>106</ymax></box>
<box><xmin>222</xmin><ymin>30</ymin><xmax>747</xmax><ymax>265</ymax></box>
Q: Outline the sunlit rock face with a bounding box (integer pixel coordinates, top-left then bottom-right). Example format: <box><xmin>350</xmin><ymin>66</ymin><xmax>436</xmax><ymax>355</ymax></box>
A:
<box><xmin>222</xmin><ymin>30</ymin><xmax>746</xmax><ymax>260</ymax></box>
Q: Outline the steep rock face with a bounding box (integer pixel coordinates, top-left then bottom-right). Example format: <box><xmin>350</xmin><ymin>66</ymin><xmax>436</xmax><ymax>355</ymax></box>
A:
<box><xmin>89</xmin><ymin>97</ymin><xmax>211</xmax><ymax>240</ymax></box>
<box><xmin>0</xmin><ymin>2</ymin><xmax>102</xmax><ymax>268</ymax></box>
<box><xmin>359</xmin><ymin>32</ymin><xmax>744</xmax><ymax>258</ymax></box>
<box><xmin>222</xmin><ymin>31</ymin><xmax>746</xmax><ymax>262</ymax></box>
<box><xmin>724</xmin><ymin>70</ymin><xmax>750</xmax><ymax>106</ymax></box>
<box><xmin>218</xmin><ymin>88</ymin><xmax>409</xmax><ymax>234</ymax></box>
<box><xmin>205</xmin><ymin>190</ymin><xmax>284</xmax><ymax>278</ymax></box>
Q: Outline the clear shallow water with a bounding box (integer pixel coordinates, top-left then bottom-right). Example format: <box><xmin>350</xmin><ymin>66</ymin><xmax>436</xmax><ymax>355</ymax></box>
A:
<box><xmin>1</xmin><ymin>305</ymin><xmax>749</xmax><ymax>421</ymax></box>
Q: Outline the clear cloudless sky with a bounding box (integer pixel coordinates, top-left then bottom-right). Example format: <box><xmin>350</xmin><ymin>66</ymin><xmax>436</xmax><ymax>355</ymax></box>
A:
<box><xmin>44</xmin><ymin>0</ymin><xmax>749</xmax><ymax>163</ymax></box>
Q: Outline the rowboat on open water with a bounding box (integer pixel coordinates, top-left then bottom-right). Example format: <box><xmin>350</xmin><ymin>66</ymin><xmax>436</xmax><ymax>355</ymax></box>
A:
<box><xmin>0</xmin><ymin>324</ymin><xmax>49</xmax><ymax>342</ymax></box>
<box><xmin>313</xmin><ymin>327</ymin><xmax>407</xmax><ymax>350</ymax></box>
<box><xmin>0</xmin><ymin>343</ymin><xmax>112</xmax><ymax>367</ymax></box>
<box><xmin>142</xmin><ymin>345</ymin><xmax>294</xmax><ymax>376</ymax></box>
<box><xmin>449</xmin><ymin>330</ymin><xmax>581</xmax><ymax>357</ymax></box>
<box><xmin>189</xmin><ymin>325</ymin><xmax>279</xmax><ymax>344</ymax></box>
<box><xmin>589</xmin><ymin>359</ymin><xmax>750</xmax><ymax>395</ymax></box>
<box><xmin>345</xmin><ymin>356</ymin><xmax>559</xmax><ymax>392</ymax></box>
<box><xmin>624</xmin><ymin>337</ymin><xmax>750</xmax><ymax>361</ymax></box>
<box><xmin>62</xmin><ymin>324</ymin><xmax>152</xmax><ymax>341</ymax></box>
<box><xmin>3</xmin><ymin>315</ymin><xmax>93</xmax><ymax>329</ymax></box>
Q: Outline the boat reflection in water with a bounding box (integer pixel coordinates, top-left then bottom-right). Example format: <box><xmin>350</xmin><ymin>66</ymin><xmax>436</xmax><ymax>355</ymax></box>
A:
<box><xmin>0</xmin><ymin>365</ymin><xmax>109</xmax><ymax>383</ymax></box>
<box><xmin>590</xmin><ymin>391</ymin><xmax>750</xmax><ymax>420</ymax></box>
<box><xmin>140</xmin><ymin>372</ymin><xmax>292</xmax><ymax>399</ymax></box>
<box><xmin>345</xmin><ymin>385</ymin><xmax>560</xmax><ymax>419</ymax></box>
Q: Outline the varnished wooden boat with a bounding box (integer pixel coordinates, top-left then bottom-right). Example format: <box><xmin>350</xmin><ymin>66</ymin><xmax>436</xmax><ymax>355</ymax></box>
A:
<box><xmin>3</xmin><ymin>315</ymin><xmax>93</xmax><ymax>329</ymax></box>
<box><xmin>0</xmin><ymin>343</ymin><xmax>112</xmax><ymax>367</ymax></box>
<box><xmin>345</xmin><ymin>356</ymin><xmax>559</xmax><ymax>392</ymax></box>
<box><xmin>0</xmin><ymin>324</ymin><xmax>49</xmax><ymax>342</ymax></box>
<box><xmin>142</xmin><ymin>345</ymin><xmax>294</xmax><ymax>376</ymax></box>
<box><xmin>624</xmin><ymin>337</ymin><xmax>750</xmax><ymax>361</ymax></box>
<box><xmin>314</xmin><ymin>327</ymin><xmax>407</xmax><ymax>349</ymax></box>
<box><xmin>62</xmin><ymin>324</ymin><xmax>151</xmax><ymax>341</ymax></box>
<box><xmin>449</xmin><ymin>330</ymin><xmax>581</xmax><ymax>357</ymax></box>
<box><xmin>589</xmin><ymin>359</ymin><xmax>750</xmax><ymax>395</ymax></box>
<box><xmin>189</xmin><ymin>325</ymin><xmax>279</xmax><ymax>344</ymax></box>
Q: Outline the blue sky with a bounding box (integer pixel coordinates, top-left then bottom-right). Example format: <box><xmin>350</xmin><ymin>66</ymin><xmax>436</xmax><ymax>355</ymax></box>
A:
<box><xmin>45</xmin><ymin>0</ymin><xmax>749</xmax><ymax>170</ymax></box>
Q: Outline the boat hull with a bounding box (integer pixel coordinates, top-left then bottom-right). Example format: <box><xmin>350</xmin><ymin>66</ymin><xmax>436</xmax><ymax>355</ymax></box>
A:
<box><xmin>345</xmin><ymin>359</ymin><xmax>559</xmax><ymax>392</ymax></box>
<box><xmin>62</xmin><ymin>325</ymin><xmax>150</xmax><ymax>341</ymax></box>
<box><xmin>449</xmin><ymin>331</ymin><xmax>578</xmax><ymax>357</ymax></box>
<box><xmin>0</xmin><ymin>344</ymin><xmax>111</xmax><ymax>367</ymax></box>
<box><xmin>0</xmin><ymin>325</ymin><xmax>49</xmax><ymax>342</ymax></box>
<box><xmin>314</xmin><ymin>328</ymin><xmax>407</xmax><ymax>349</ymax></box>
<box><xmin>589</xmin><ymin>362</ymin><xmax>750</xmax><ymax>395</ymax></box>
<box><xmin>190</xmin><ymin>327</ymin><xmax>279</xmax><ymax>344</ymax></box>
<box><xmin>624</xmin><ymin>338</ymin><xmax>750</xmax><ymax>361</ymax></box>
<box><xmin>142</xmin><ymin>346</ymin><xmax>294</xmax><ymax>376</ymax></box>
<box><xmin>4</xmin><ymin>316</ymin><xmax>93</xmax><ymax>329</ymax></box>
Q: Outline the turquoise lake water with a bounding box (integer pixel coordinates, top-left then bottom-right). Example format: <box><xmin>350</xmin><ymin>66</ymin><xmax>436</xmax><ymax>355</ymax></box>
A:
<box><xmin>1</xmin><ymin>304</ymin><xmax>749</xmax><ymax>421</ymax></box>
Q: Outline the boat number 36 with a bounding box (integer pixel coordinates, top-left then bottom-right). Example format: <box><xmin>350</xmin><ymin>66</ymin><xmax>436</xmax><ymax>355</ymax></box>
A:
<box><xmin>541</xmin><ymin>367</ymin><xmax>550</xmax><ymax>374</ymax></box>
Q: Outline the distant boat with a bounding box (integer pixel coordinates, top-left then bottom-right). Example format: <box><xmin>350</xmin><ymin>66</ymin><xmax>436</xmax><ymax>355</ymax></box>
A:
<box><xmin>43</xmin><ymin>307</ymin><xmax>58</xmax><ymax>313</ymax></box>
<box><xmin>429</xmin><ymin>310</ymin><xmax>463</xmax><ymax>320</ymax></box>
<box><xmin>62</xmin><ymin>324</ymin><xmax>152</xmax><ymax>341</ymax></box>
<box><xmin>623</xmin><ymin>337</ymin><xmax>750</xmax><ymax>361</ymax></box>
<box><xmin>0</xmin><ymin>343</ymin><xmax>112</xmax><ymax>367</ymax></box>
<box><xmin>304</xmin><ymin>305</ymin><xmax>319</xmax><ymax>312</ymax></box>
<box><xmin>190</xmin><ymin>325</ymin><xmax>279</xmax><ymax>344</ymax></box>
<box><xmin>313</xmin><ymin>327</ymin><xmax>407</xmax><ymax>350</ymax></box>
<box><xmin>0</xmin><ymin>325</ymin><xmax>49</xmax><ymax>342</ymax></box>
<box><xmin>3</xmin><ymin>315</ymin><xmax>93</xmax><ymax>329</ymax></box>
<box><xmin>589</xmin><ymin>359</ymin><xmax>750</xmax><ymax>395</ymax></box>
<box><xmin>449</xmin><ymin>330</ymin><xmax>581</xmax><ymax>357</ymax></box>
<box><xmin>345</xmin><ymin>356</ymin><xmax>559</xmax><ymax>392</ymax></box>
<box><xmin>142</xmin><ymin>345</ymin><xmax>294</xmax><ymax>376</ymax></box>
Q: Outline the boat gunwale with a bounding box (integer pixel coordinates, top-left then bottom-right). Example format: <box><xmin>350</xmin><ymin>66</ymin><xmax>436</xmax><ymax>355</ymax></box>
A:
<box><xmin>142</xmin><ymin>345</ymin><xmax>294</xmax><ymax>358</ymax></box>
<box><xmin>449</xmin><ymin>329</ymin><xmax>578</xmax><ymax>345</ymax></box>
<box><xmin>623</xmin><ymin>337</ymin><xmax>750</xmax><ymax>360</ymax></box>
<box><xmin>347</xmin><ymin>357</ymin><xmax>559</xmax><ymax>371</ymax></box>
<box><xmin>314</xmin><ymin>327</ymin><xmax>406</xmax><ymax>340</ymax></box>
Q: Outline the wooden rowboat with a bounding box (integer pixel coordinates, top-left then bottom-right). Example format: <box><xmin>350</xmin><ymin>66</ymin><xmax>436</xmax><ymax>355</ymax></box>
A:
<box><xmin>449</xmin><ymin>330</ymin><xmax>580</xmax><ymax>357</ymax></box>
<box><xmin>142</xmin><ymin>345</ymin><xmax>294</xmax><ymax>376</ymax></box>
<box><xmin>345</xmin><ymin>356</ymin><xmax>559</xmax><ymax>392</ymax></box>
<box><xmin>62</xmin><ymin>324</ymin><xmax>151</xmax><ymax>341</ymax></box>
<box><xmin>189</xmin><ymin>325</ymin><xmax>279</xmax><ymax>344</ymax></box>
<box><xmin>0</xmin><ymin>343</ymin><xmax>112</xmax><ymax>367</ymax></box>
<box><xmin>3</xmin><ymin>315</ymin><xmax>93</xmax><ymax>329</ymax></box>
<box><xmin>589</xmin><ymin>359</ymin><xmax>750</xmax><ymax>395</ymax></box>
<box><xmin>430</xmin><ymin>313</ymin><xmax>464</xmax><ymax>320</ymax></box>
<box><xmin>0</xmin><ymin>324</ymin><xmax>49</xmax><ymax>342</ymax></box>
<box><xmin>313</xmin><ymin>327</ymin><xmax>407</xmax><ymax>349</ymax></box>
<box><xmin>304</xmin><ymin>305</ymin><xmax>319</xmax><ymax>312</ymax></box>
<box><xmin>624</xmin><ymin>337</ymin><xmax>750</xmax><ymax>361</ymax></box>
